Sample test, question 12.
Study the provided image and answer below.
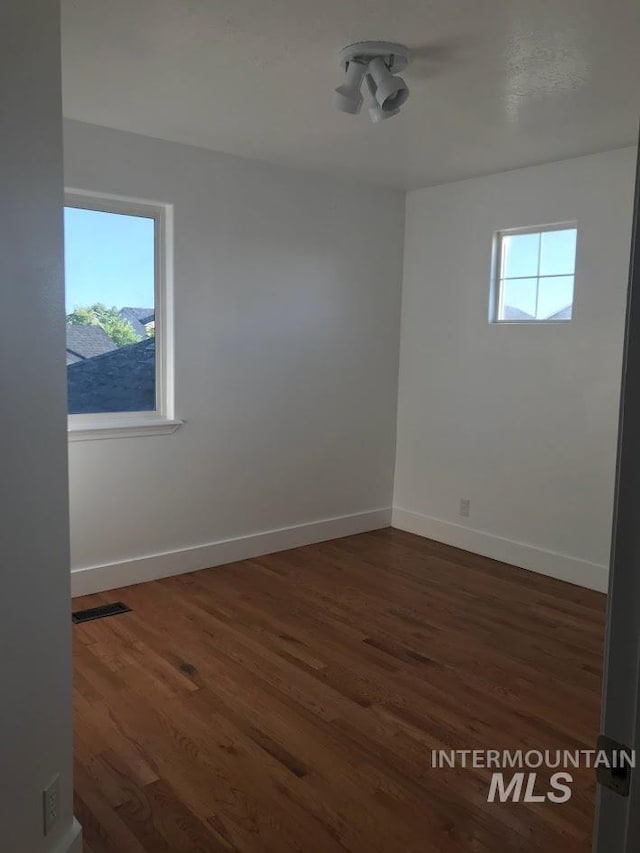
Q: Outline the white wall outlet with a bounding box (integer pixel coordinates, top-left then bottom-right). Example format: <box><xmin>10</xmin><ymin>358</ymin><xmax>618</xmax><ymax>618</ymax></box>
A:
<box><xmin>459</xmin><ymin>498</ymin><xmax>471</xmax><ymax>518</ymax></box>
<box><xmin>43</xmin><ymin>775</ymin><xmax>60</xmax><ymax>836</ymax></box>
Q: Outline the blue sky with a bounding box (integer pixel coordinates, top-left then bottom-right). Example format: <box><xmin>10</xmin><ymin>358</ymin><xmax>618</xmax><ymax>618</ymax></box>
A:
<box><xmin>64</xmin><ymin>207</ymin><xmax>155</xmax><ymax>313</ymax></box>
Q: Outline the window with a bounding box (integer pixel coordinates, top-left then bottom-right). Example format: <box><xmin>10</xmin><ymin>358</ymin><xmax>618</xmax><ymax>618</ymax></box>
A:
<box><xmin>491</xmin><ymin>224</ymin><xmax>578</xmax><ymax>323</ymax></box>
<box><xmin>64</xmin><ymin>191</ymin><xmax>178</xmax><ymax>439</ymax></box>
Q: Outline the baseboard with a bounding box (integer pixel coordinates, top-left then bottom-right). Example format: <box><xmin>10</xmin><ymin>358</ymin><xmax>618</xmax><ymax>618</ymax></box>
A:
<box><xmin>392</xmin><ymin>507</ymin><xmax>609</xmax><ymax>593</ymax></box>
<box><xmin>51</xmin><ymin>818</ymin><xmax>82</xmax><ymax>853</ymax></box>
<box><xmin>71</xmin><ymin>508</ymin><xmax>392</xmax><ymax>597</ymax></box>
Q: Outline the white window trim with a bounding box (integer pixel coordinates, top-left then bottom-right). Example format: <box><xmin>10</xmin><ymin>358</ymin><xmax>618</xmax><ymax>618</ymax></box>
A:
<box><xmin>489</xmin><ymin>221</ymin><xmax>578</xmax><ymax>324</ymax></box>
<box><xmin>65</xmin><ymin>188</ymin><xmax>182</xmax><ymax>441</ymax></box>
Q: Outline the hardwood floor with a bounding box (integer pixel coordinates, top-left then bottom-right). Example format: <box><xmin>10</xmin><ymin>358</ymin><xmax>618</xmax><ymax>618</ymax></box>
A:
<box><xmin>73</xmin><ymin>528</ymin><xmax>606</xmax><ymax>853</ymax></box>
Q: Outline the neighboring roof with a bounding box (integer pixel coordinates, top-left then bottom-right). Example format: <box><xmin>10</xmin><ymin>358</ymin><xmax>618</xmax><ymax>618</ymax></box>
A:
<box><xmin>548</xmin><ymin>305</ymin><xmax>573</xmax><ymax>321</ymax></box>
<box><xmin>66</xmin><ymin>324</ymin><xmax>117</xmax><ymax>364</ymax></box>
<box><xmin>67</xmin><ymin>337</ymin><xmax>155</xmax><ymax>414</ymax></box>
<box><xmin>119</xmin><ymin>307</ymin><xmax>155</xmax><ymax>340</ymax></box>
<box><xmin>502</xmin><ymin>304</ymin><xmax>573</xmax><ymax>322</ymax></box>
<box><xmin>502</xmin><ymin>306</ymin><xmax>534</xmax><ymax>321</ymax></box>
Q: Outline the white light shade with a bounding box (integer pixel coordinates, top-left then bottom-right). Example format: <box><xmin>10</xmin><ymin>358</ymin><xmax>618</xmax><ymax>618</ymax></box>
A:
<box><xmin>365</xmin><ymin>74</ymin><xmax>400</xmax><ymax>123</ymax></box>
<box><xmin>334</xmin><ymin>60</ymin><xmax>366</xmax><ymax>114</ymax></box>
<box><xmin>369</xmin><ymin>102</ymin><xmax>400</xmax><ymax>123</ymax></box>
<box><xmin>366</xmin><ymin>56</ymin><xmax>409</xmax><ymax>113</ymax></box>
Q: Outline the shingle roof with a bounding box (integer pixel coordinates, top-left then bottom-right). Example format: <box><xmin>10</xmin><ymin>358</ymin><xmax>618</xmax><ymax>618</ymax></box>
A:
<box><xmin>502</xmin><ymin>306</ymin><xmax>535</xmax><ymax>321</ymax></box>
<box><xmin>548</xmin><ymin>305</ymin><xmax>572</xmax><ymax>320</ymax></box>
<box><xmin>502</xmin><ymin>304</ymin><xmax>572</xmax><ymax>321</ymax></box>
<box><xmin>66</xmin><ymin>324</ymin><xmax>117</xmax><ymax>364</ymax></box>
<box><xmin>67</xmin><ymin>337</ymin><xmax>156</xmax><ymax>414</ymax></box>
<box><xmin>119</xmin><ymin>307</ymin><xmax>155</xmax><ymax>340</ymax></box>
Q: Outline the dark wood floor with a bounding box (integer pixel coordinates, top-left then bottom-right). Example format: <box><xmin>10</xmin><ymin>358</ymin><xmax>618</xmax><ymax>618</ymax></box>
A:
<box><xmin>73</xmin><ymin>528</ymin><xmax>606</xmax><ymax>853</ymax></box>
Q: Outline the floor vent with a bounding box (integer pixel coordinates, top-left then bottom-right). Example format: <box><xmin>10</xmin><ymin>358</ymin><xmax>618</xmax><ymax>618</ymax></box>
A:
<box><xmin>72</xmin><ymin>601</ymin><xmax>131</xmax><ymax>624</ymax></box>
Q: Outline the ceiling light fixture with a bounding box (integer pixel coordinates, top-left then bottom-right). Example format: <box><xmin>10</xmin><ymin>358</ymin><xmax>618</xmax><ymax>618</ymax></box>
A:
<box><xmin>335</xmin><ymin>42</ymin><xmax>410</xmax><ymax>123</ymax></box>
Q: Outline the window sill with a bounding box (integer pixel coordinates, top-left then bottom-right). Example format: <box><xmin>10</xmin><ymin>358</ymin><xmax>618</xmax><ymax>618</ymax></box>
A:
<box><xmin>68</xmin><ymin>416</ymin><xmax>183</xmax><ymax>442</ymax></box>
<box><xmin>491</xmin><ymin>319</ymin><xmax>572</xmax><ymax>325</ymax></box>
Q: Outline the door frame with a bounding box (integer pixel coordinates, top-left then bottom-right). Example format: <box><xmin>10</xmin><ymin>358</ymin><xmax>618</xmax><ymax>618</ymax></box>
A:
<box><xmin>594</xmin><ymin>136</ymin><xmax>640</xmax><ymax>851</ymax></box>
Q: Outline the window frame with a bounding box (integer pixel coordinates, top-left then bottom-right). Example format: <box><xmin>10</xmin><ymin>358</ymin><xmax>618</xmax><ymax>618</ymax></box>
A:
<box><xmin>489</xmin><ymin>221</ymin><xmax>578</xmax><ymax>324</ymax></box>
<box><xmin>65</xmin><ymin>189</ymin><xmax>181</xmax><ymax>440</ymax></box>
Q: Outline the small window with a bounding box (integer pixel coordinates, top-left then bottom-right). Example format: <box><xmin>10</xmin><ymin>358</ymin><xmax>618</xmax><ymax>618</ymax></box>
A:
<box><xmin>491</xmin><ymin>224</ymin><xmax>577</xmax><ymax>323</ymax></box>
<box><xmin>64</xmin><ymin>191</ymin><xmax>178</xmax><ymax>439</ymax></box>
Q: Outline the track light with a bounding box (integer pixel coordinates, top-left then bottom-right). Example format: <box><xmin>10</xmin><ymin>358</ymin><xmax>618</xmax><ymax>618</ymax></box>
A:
<box><xmin>366</xmin><ymin>75</ymin><xmax>400</xmax><ymax>123</ymax></box>
<box><xmin>366</xmin><ymin>56</ymin><xmax>409</xmax><ymax>113</ymax></box>
<box><xmin>334</xmin><ymin>60</ymin><xmax>367</xmax><ymax>114</ymax></box>
<box><xmin>335</xmin><ymin>42</ymin><xmax>410</xmax><ymax>124</ymax></box>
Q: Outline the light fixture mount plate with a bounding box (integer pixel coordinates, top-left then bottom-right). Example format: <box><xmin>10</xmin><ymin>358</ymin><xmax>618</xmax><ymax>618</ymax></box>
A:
<box><xmin>339</xmin><ymin>41</ymin><xmax>410</xmax><ymax>74</ymax></box>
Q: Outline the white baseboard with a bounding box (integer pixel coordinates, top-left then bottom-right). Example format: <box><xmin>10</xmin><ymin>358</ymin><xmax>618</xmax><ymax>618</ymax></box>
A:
<box><xmin>71</xmin><ymin>508</ymin><xmax>392</xmax><ymax>597</ymax></box>
<box><xmin>51</xmin><ymin>818</ymin><xmax>82</xmax><ymax>853</ymax></box>
<box><xmin>392</xmin><ymin>508</ymin><xmax>609</xmax><ymax>593</ymax></box>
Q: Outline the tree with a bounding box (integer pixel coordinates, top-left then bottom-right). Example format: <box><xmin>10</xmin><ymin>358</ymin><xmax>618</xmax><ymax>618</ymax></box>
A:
<box><xmin>67</xmin><ymin>305</ymin><xmax>96</xmax><ymax>327</ymax></box>
<box><xmin>67</xmin><ymin>303</ymin><xmax>139</xmax><ymax>347</ymax></box>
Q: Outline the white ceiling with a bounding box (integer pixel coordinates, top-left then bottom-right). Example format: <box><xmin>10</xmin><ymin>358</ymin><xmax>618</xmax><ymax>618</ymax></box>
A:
<box><xmin>61</xmin><ymin>0</ymin><xmax>640</xmax><ymax>190</ymax></box>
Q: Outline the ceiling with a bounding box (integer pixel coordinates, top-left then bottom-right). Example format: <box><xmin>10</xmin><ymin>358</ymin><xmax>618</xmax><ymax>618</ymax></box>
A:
<box><xmin>61</xmin><ymin>0</ymin><xmax>640</xmax><ymax>190</ymax></box>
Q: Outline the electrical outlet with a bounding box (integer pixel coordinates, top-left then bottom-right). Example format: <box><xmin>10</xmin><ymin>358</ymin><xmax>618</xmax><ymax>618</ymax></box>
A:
<box><xmin>459</xmin><ymin>498</ymin><xmax>471</xmax><ymax>518</ymax></box>
<box><xmin>43</xmin><ymin>775</ymin><xmax>60</xmax><ymax>836</ymax></box>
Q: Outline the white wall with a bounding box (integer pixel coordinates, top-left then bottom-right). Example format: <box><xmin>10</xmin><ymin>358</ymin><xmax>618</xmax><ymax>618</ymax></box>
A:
<box><xmin>394</xmin><ymin>148</ymin><xmax>637</xmax><ymax>592</ymax></box>
<box><xmin>0</xmin><ymin>3</ymin><xmax>79</xmax><ymax>853</ymax></box>
<box><xmin>64</xmin><ymin>120</ymin><xmax>405</xmax><ymax>593</ymax></box>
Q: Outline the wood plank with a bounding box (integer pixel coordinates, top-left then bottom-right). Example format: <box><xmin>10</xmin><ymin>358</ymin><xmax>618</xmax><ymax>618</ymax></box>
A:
<box><xmin>74</xmin><ymin>528</ymin><xmax>605</xmax><ymax>852</ymax></box>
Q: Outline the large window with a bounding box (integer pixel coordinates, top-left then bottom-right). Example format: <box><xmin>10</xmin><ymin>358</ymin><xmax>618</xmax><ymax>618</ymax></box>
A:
<box><xmin>64</xmin><ymin>192</ymin><xmax>177</xmax><ymax>439</ymax></box>
<box><xmin>491</xmin><ymin>224</ymin><xmax>578</xmax><ymax>323</ymax></box>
